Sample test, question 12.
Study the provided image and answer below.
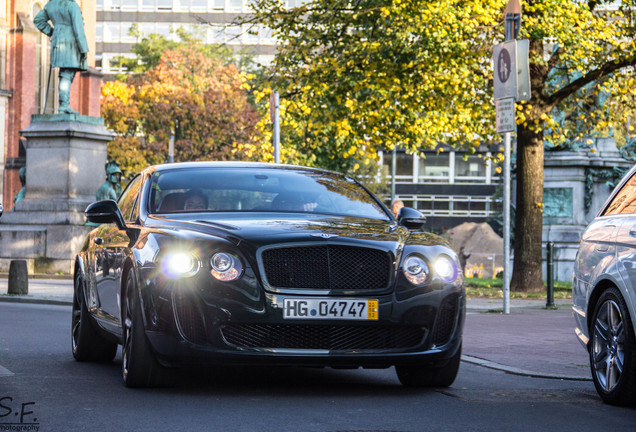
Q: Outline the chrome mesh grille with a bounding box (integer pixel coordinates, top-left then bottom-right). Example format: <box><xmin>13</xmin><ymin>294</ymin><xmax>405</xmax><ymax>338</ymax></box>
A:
<box><xmin>261</xmin><ymin>245</ymin><xmax>391</xmax><ymax>290</ymax></box>
<box><xmin>221</xmin><ymin>324</ymin><xmax>426</xmax><ymax>350</ymax></box>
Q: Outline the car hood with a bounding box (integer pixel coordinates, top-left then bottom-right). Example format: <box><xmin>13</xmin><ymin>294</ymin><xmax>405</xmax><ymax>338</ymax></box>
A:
<box><xmin>147</xmin><ymin>213</ymin><xmax>413</xmax><ymax>250</ymax></box>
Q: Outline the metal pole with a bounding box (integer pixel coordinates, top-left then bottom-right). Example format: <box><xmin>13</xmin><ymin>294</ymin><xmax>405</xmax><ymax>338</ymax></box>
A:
<box><xmin>274</xmin><ymin>91</ymin><xmax>280</xmax><ymax>164</ymax></box>
<box><xmin>391</xmin><ymin>146</ymin><xmax>397</xmax><ymax>202</ymax></box>
<box><xmin>503</xmin><ymin>131</ymin><xmax>511</xmax><ymax>314</ymax></box>
<box><xmin>546</xmin><ymin>241</ymin><xmax>555</xmax><ymax>308</ymax></box>
<box><xmin>168</xmin><ymin>133</ymin><xmax>174</xmax><ymax>163</ymax></box>
<box><xmin>502</xmin><ymin>12</ymin><xmax>519</xmax><ymax>315</ymax></box>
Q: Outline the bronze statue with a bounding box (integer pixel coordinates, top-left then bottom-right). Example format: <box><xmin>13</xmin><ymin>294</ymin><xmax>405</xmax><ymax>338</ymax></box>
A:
<box><xmin>12</xmin><ymin>167</ymin><xmax>26</xmax><ymax>210</ymax></box>
<box><xmin>97</xmin><ymin>161</ymin><xmax>123</xmax><ymax>201</ymax></box>
<box><xmin>33</xmin><ymin>0</ymin><xmax>88</xmax><ymax>115</ymax></box>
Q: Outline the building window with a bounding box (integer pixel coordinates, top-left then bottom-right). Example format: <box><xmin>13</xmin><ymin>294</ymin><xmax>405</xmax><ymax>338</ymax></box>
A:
<box><xmin>96</xmin><ymin>22</ymin><xmax>104</xmax><ymax>43</ymax></box>
<box><xmin>383</xmin><ymin>150</ymin><xmax>414</xmax><ymax>182</ymax></box>
<box><xmin>157</xmin><ymin>0</ymin><xmax>173</xmax><ymax>10</ymax></box>
<box><xmin>155</xmin><ymin>23</ymin><xmax>172</xmax><ymax>38</ymax></box>
<box><xmin>121</xmin><ymin>0</ymin><xmax>138</xmax><ymax>11</ymax></box>
<box><xmin>228</xmin><ymin>0</ymin><xmax>243</xmax><ymax>11</ymax></box>
<box><xmin>455</xmin><ymin>154</ymin><xmax>489</xmax><ymax>184</ymax></box>
<box><xmin>105</xmin><ymin>0</ymin><xmax>122</xmax><ymax>10</ymax></box>
<box><xmin>418</xmin><ymin>153</ymin><xmax>450</xmax><ymax>183</ymax></box>
<box><xmin>191</xmin><ymin>0</ymin><xmax>208</xmax><ymax>11</ymax></box>
<box><xmin>121</xmin><ymin>23</ymin><xmax>136</xmax><ymax>43</ymax></box>
<box><xmin>139</xmin><ymin>22</ymin><xmax>155</xmax><ymax>37</ymax></box>
<box><xmin>104</xmin><ymin>22</ymin><xmax>122</xmax><ymax>43</ymax></box>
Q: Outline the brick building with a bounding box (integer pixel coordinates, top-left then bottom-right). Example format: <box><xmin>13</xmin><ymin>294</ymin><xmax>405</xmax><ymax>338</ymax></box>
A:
<box><xmin>1</xmin><ymin>0</ymin><xmax>99</xmax><ymax>211</ymax></box>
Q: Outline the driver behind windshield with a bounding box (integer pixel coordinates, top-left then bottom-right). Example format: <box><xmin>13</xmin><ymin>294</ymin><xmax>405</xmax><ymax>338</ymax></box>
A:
<box><xmin>183</xmin><ymin>189</ymin><xmax>208</xmax><ymax>211</ymax></box>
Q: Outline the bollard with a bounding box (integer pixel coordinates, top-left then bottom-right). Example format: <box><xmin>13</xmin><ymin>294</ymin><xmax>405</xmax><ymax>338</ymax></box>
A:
<box><xmin>546</xmin><ymin>242</ymin><xmax>555</xmax><ymax>308</ymax></box>
<box><xmin>8</xmin><ymin>260</ymin><xmax>28</xmax><ymax>295</ymax></box>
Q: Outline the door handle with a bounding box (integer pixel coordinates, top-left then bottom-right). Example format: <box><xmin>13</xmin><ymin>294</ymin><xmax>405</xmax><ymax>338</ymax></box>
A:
<box><xmin>94</xmin><ymin>237</ymin><xmax>103</xmax><ymax>245</ymax></box>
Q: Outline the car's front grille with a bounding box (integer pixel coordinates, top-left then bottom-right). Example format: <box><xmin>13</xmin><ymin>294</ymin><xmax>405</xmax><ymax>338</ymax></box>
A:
<box><xmin>221</xmin><ymin>324</ymin><xmax>426</xmax><ymax>350</ymax></box>
<box><xmin>431</xmin><ymin>294</ymin><xmax>460</xmax><ymax>346</ymax></box>
<box><xmin>261</xmin><ymin>245</ymin><xmax>392</xmax><ymax>290</ymax></box>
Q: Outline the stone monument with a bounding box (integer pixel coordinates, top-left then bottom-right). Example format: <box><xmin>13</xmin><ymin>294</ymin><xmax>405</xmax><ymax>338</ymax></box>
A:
<box><xmin>0</xmin><ymin>3</ymin><xmax>113</xmax><ymax>274</ymax></box>
<box><xmin>542</xmin><ymin>138</ymin><xmax>633</xmax><ymax>281</ymax></box>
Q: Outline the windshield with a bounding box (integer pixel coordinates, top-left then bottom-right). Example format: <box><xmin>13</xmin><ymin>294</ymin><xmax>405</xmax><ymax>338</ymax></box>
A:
<box><xmin>147</xmin><ymin>167</ymin><xmax>390</xmax><ymax>220</ymax></box>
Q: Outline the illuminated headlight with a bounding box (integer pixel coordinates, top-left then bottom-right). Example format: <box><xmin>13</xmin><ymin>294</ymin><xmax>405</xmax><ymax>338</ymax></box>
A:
<box><xmin>403</xmin><ymin>255</ymin><xmax>429</xmax><ymax>286</ymax></box>
<box><xmin>210</xmin><ymin>252</ymin><xmax>244</xmax><ymax>282</ymax></box>
<box><xmin>161</xmin><ymin>252</ymin><xmax>199</xmax><ymax>278</ymax></box>
<box><xmin>434</xmin><ymin>255</ymin><xmax>458</xmax><ymax>283</ymax></box>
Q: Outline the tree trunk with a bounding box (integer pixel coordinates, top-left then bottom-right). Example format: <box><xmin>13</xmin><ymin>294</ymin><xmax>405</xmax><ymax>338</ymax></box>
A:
<box><xmin>511</xmin><ymin>124</ymin><xmax>545</xmax><ymax>292</ymax></box>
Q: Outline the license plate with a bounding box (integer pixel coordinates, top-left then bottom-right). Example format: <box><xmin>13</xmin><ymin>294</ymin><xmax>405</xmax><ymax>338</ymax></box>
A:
<box><xmin>283</xmin><ymin>298</ymin><xmax>378</xmax><ymax>320</ymax></box>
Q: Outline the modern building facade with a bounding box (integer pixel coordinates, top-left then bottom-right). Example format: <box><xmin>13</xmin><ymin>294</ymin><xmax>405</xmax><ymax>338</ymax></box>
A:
<box><xmin>96</xmin><ymin>0</ymin><xmax>278</xmax><ymax>74</ymax></box>
<box><xmin>381</xmin><ymin>146</ymin><xmax>501</xmax><ymax>231</ymax></box>
<box><xmin>1</xmin><ymin>0</ymin><xmax>100</xmax><ymax>212</ymax></box>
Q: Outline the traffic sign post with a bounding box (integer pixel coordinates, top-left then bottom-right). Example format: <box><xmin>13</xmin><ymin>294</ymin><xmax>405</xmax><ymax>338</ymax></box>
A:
<box><xmin>495</xmin><ymin>0</ymin><xmax>527</xmax><ymax>315</ymax></box>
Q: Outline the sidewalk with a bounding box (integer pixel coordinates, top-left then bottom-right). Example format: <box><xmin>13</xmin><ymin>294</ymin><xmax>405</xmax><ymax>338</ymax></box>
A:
<box><xmin>463</xmin><ymin>297</ymin><xmax>590</xmax><ymax>381</ymax></box>
<box><xmin>0</xmin><ymin>278</ymin><xmax>591</xmax><ymax>381</ymax></box>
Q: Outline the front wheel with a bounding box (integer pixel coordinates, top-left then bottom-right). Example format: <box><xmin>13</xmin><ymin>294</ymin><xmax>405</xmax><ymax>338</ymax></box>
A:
<box><xmin>396</xmin><ymin>344</ymin><xmax>461</xmax><ymax>387</ymax></box>
<box><xmin>121</xmin><ymin>270</ymin><xmax>175</xmax><ymax>388</ymax></box>
<box><xmin>71</xmin><ymin>273</ymin><xmax>117</xmax><ymax>362</ymax></box>
<box><xmin>590</xmin><ymin>288</ymin><xmax>636</xmax><ymax>406</ymax></box>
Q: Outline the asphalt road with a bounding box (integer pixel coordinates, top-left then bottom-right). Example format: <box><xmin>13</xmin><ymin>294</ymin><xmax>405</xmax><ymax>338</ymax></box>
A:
<box><xmin>1</xmin><ymin>302</ymin><xmax>634</xmax><ymax>432</ymax></box>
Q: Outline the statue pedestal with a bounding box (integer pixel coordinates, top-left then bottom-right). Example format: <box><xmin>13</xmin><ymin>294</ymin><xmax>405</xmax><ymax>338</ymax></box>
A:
<box><xmin>0</xmin><ymin>115</ymin><xmax>114</xmax><ymax>274</ymax></box>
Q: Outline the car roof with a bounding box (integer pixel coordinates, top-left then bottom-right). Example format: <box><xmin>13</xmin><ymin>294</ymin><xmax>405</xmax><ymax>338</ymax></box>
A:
<box><xmin>148</xmin><ymin>161</ymin><xmax>344</xmax><ymax>176</ymax></box>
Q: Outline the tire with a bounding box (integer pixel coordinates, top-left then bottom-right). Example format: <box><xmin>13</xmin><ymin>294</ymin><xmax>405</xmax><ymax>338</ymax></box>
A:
<box><xmin>396</xmin><ymin>344</ymin><xmax>462</xmax><ymax>387</ymax></box>
<box><xmin>121</xmin><ymin>270</ymin><xmax>176</xmax><ymax>388</ymax></box>
<box><xmin>71</xmin><ymin>273</ymin><xmax>117</xmax><ymax>362</ymax></box>
<box><xmin>589</xmin><ymin>287</ymin><xmax>636</xmax><ymax>406</ymax></box>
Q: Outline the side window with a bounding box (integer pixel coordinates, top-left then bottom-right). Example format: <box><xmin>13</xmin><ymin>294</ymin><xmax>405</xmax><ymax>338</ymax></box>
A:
<box><xmin>605</xmin><ymin>174</ymin><xmax>636</xmax><ymax>216</ymax></box>
<box><xmin>118</xmin><ymin>175</ymin><xmax>142</xmax><ymax>222</ymax></box>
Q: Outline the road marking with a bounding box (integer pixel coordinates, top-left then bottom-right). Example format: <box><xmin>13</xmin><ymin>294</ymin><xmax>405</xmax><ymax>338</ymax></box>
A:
<box><xmin>0</xmin><ymin>364</ymin><xmax>14</xmax><ymax>377</ymax></box>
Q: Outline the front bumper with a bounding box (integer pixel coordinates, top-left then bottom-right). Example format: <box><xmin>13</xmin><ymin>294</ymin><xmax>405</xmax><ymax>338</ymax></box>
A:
<box><xmin>139</xmin><ymin>274</ymin><xmax>465</xmax><ymax>368</ymax></box>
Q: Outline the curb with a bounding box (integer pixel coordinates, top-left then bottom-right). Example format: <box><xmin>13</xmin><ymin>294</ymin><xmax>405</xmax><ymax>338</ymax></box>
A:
<box><xmin>0</xmin><ymin>273</ymin><xmax>72</xmax><ymax>280</ymax></box>
<box><xmin>0</xmin><ymin>295</ymin><xmax>72</xmax><ymax>307</ymax></box>
<box><xmin>461</xmin><ymin>354</ymin><xmax>592</xmax><ymax>381</ymax></box>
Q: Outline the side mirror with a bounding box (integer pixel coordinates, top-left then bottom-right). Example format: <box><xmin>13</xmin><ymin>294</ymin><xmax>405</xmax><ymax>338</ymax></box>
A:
<box><xmin>85</xmin><ymin>200</ymin><xmax>126</xmax><ymax>230</ymax></box>
<box><xmin>0</xmin><ymin>203</ymin><xmax>3</xmax><ymax>217</ymax></box>
<box><xmin>397</xmin><ymin>207</ymin><xmax>426</xmax><ymax>230</ymax></box>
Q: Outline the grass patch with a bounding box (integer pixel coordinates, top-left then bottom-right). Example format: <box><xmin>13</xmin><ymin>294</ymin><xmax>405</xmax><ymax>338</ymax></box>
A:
<box><xmin>464</xmin><ymin>278</ymin><xmax>572</xmax><ymax>299</ymax></box>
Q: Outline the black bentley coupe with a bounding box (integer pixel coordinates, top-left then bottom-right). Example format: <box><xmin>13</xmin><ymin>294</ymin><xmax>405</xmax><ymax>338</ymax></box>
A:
<box><xmin>73</xmin><ymin>162</ymin><xmax>465</xmax><ymax>387</ymax></box>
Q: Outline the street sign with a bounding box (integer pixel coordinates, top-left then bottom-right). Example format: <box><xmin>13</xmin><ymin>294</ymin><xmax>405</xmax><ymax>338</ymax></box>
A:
<box><xmin>494</xmin><ymin>40</ymin><xmax>516</xmax><ymax>100</ymax></box>
<box><xmin>496</xmin><ymin>98</ymin><xmax>516</xmax><ymax>134</ymax></box>
<box><xmin>493</xmin><ymin>39</ymin><xmax>530</xmax><ymax>101</ymax></box>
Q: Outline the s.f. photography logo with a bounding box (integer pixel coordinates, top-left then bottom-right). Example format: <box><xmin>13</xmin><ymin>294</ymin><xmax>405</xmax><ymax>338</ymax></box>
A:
<box><xmin>0</xmin><ymin>397</ymin><xmax>39</xmax><ymax>432</ymax></box>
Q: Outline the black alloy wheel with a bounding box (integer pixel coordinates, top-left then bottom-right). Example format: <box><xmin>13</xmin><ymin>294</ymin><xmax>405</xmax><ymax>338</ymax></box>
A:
<box><xmin>590</xmin><ymin>287</ymin><xmax>636</xmax><ymax>406</ymax></box>
<box><xmin>71</xmin><ymin>273</ymin><xmax>117</xmax><ymax>362</ymax></box>
<box><xmin>121</xmin><ymin>270</ymin><xmax>176</xmax><ymax>388</ymax></box>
